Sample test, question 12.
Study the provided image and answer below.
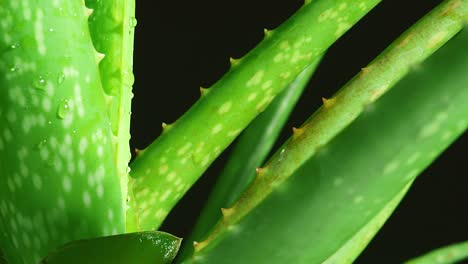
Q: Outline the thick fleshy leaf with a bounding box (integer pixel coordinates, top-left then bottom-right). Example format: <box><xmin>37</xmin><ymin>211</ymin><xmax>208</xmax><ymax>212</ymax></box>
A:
<box><xmin>404</xmin><ymin>241</ymin><xmax>468</xmax><ymax>264</ymax></box>
<box><xmin>185</xmin><ymin>1</ymin><xmax>467</xmax><ymax>261</ymax></box>
<box><xmin>180</xmin><ymin>60</ymin><xmax>321</xmax><ymax>259</ymax></box>
<box><xmin>128</xmin><ymin>0</ymin><xmax>381</xmax><ymax>231</ymax></box>
<box><xmin>0</xmin><ymin>2</ymin><xmax>125</xmax><ymax>263</ymax></box>
<box><xmin>85</xmin><ymin>0</ymin><xmax>136</xmax><ymax>230</ymax></box>
<box><xmin>184</xmin><ymin>27</ymin><xmax>468</xmax><ymax>264</ymax></box>
<box><xmin>41</xmin><ymin>231</ymin><xmax>181</xmax><ymax>264</ymax></box>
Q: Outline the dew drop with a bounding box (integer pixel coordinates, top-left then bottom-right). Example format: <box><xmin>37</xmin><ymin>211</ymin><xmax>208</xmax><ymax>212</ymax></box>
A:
<box><xmin>57</xmin><ymin>73</ymin><xmax>65</xmax><ymax>85</ymax></box>
<box><xmin>34</xmin><ymin>76</ymin><xmax>46</xmax><ymax>90</ymax></box>
<box><xmin>57</xmin><ymin>99</ymin><xmax>70</xmax><ymax>119</ymax></box>
<box><xmin>10</xmin><ymin>42</ymin><xmax>20</xmax><ymax>49</ymax></box>
<box><xmin>129</xmin><ymin>17</ymin><xmax>138</xmax><ymax>28</ymax></box>
<box><xmin>10</xmin><ymin>65</ymin><xmax>18</xmax><ymax>72</ymax></box>
<box><xmin>123</xmin><ymin>70</ymin><xmax>134</xmax><ymax>86</ymax></box>
<box><xmin>34</xmin><ymin>139</ymin><xmax>47</xmax><ymax>150</ymax></box>
<box><xmin>46</xmin><ymin>156</ymin><xmax>55</xmax><ymax>168</ymax></box>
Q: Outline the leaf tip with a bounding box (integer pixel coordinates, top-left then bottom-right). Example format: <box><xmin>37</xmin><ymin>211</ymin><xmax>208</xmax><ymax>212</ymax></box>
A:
<box><xmin>263</xmin><ymin>28</ymin><xmax>273</xmax><ymax>38</ymax></box>
<box><xmin>221</xmin><ymin>207</ymin><xmax>233</xmax><ymax>218</ymax></box>
<box><xmin>135</xmin><ymin>148</ymin><xmax>141</xmax><ymax>156</ymax></box>
<box><xmin>95</xmin><ymin>51</ymin><xmax>105</xmax><ymax>64</ymax></box>
<box><xmin>86</xmin><ymin>7</ymin><xmax>94</xmax><ymax>17</ymax></box>
<box><xmin>292</xmin><ymin>127</ymin><xmax>305</xmax><ymax>138</ymax></box>
<box><xmin>255</xmin><ymin>167</ymin><xmax>266</xmax><ymax>176</ymax></box>
<box><xmin>200</xmin><ymin>86</ymin><xmax>210</xmax><ymax>97</ymax></box>
<box><xmin>162</xmin><ymin>122</ymin><xmax>174</xmax><ymax>133</ymax></box>
<box><xmin>321</xmin><ymin>97</ymin><xmax>336</xmax><ymax>108</ymax></box>
<box><xmin>229</xmin><ymin>57</ymin><xmax>241</xmax><ymax>67</ymax></box>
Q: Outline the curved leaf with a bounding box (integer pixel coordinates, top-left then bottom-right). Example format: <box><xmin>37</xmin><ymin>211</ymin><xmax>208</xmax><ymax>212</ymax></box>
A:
<box><xmin>185</xmin><ymin>27</ymin><xmax>468</xmax><ymax>264</ymax></box>
<box><xmin>180</xmin><ymin>59</ymin><xmax>322</xmax><ymax>259</ymax></box>
<box><xmin>404</xmin><ymin>241</ymin><xmax>468</xmax><ymax>264</ymax></box>
<box><xmin>128</xmin><ymin>0</ymin><xmax>381</xmax><ymax>231</ymax></box>
<box><xmin>41</xmin><ymin>231</ymin><xmax>181</xmax><ymax>264</ymax></box>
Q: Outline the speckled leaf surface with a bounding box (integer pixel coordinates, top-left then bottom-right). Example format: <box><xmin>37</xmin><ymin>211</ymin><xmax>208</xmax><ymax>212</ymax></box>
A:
<box><xmin>0</xmin><ymin>1</ymin><xmax>124</xmax><ymax>263</ymax></box>
<box><xmin>185</xmin><ymin>29</ymin><xmax>468</xmax><ymax>263</ymax></box>
<box><xmin>41</xmin><ymin>231</ymin><xmax>181</xmax><ymax>264</ymax></box>
<box><xmin>129</xmin><ymin>0</ymin><xmax>381</xmax><ymax>231</ymax></box>
<box><xmin>180</xmin><ymin>60</ymin><xmax>321</xmax><ymax>260</ymax></box>
<box><xmin>188</xmin><ymin>0</ymin><xmax>467</xmax><ymax>256</ymax></box>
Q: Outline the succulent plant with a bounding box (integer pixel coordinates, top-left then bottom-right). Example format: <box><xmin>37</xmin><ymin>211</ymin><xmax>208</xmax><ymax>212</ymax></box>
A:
<box><xmin>0</xmin><ymin>0</ymin><xmax>466</xmax><ymax>263</ymax></box>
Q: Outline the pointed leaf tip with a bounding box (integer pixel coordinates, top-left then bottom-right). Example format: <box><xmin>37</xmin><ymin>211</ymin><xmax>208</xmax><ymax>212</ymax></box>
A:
<box><xmin>161</xmin><ymin>122</ymin><xmax>174</xmax><ymax>133</ymax></box>
<box><xmin>199</xmin><ymin>87</ymin><xmax>210</xmax><ymax>96</ymax></box>
<box><xmin>95</xmin><ymin>51</ymin><xmax>105</xmax><ymax>63</ymax></box>
<box><xmin>135</xmin><ymin>148</ymin><xmax>141</xmax><ymax>156</ymax></box>
<box><xmin>229</xmin><ymin>57</ymin><xmax>240</xmax><ymax>67</ymax></box>
<box><xmin>255</xmin><ymin>167</ymin><xmax>266</xmax><ymax>175</ymax></box>
<box><xmin>263</xmin><ymin>28</ymin><xmax>273</xmax><ymax>37</ymax></box>
<box><xmin>292</xmin><ymin>127</ymin><xmax>305</xmax><ymax>137</ymax></box>
<box><xmin>321</xmin><ymin>97</ymin><xmax>336</xmax><ymax>108</ymax></box>
<box><xmin>86</xmin><ymin>8</ymin><xmax>93</xmax><ymax>16</ymax></box>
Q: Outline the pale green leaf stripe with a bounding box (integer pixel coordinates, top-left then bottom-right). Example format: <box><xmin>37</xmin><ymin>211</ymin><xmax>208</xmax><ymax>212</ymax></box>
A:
<box><xmin>128</xmin><ymin>0</ymin><xmax>381</xmax><ymax>231</ymax></box>
<box><xmin>404</xmin><ymin>241</ymin><xmax>468</xmax><ymax>264</ymax></box>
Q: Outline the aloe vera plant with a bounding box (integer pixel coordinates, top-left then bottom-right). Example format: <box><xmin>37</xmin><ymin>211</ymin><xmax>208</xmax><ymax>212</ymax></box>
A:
<box><xmin>0</xmin><ymin>0</ymin><xmax>466</xmax><ymax>263</ymax></box>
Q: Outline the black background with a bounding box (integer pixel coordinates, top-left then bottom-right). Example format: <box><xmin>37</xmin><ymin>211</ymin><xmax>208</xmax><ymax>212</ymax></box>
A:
<box><xmin>130</xmin><ymin>0</ymin><xmax>468</xmax><ymax>263</ymax></box>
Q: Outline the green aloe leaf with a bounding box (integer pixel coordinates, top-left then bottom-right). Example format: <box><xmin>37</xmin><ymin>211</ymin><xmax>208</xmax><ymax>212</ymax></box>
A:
<box><xmin>128</xmin><ymin>0</ymin><xmax>381</xmax><ymax>231</ymax></box>
<box><xmin>85</xmin><ymin>0</ymin><xmax>136</xmax><ymax>229</ymax></box>
<box><xmin>41</xmin><ymin>231</ymin><xmax>181</xmax><ymax>264</ymax></box>
<box><xmin>404</xmin><ymin>241</ymin><xmax>468</xmax><ymax>264</ymax></box>
<box><xmin>181</xmin><ymin>59</ymin><xmax>322</xmax><ymax>259</ymax></box>
<box><xmin>184</xmin><ymin>19</ymin><xmax>468</xmax><ymax>264</ymax></box>
<box><xmin>322</xmin><ymin>181</ymin><xmax>413</xmax><ymax>264</ymax></box>
<box><xmin>187</xmin><ymin>1</ymin><xmax>467</xmax><ymax>259</ymax></box>
<box><xmin>0</xmin><ymin>1</ymin><xmax>128</xmax><ymax>263</ymax></box>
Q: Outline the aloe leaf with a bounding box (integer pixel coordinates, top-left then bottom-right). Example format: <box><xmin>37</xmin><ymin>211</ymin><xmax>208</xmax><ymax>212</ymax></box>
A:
<box><xmin>181</xmin><ymin>59</ymin><xmax>322</xmax><ymax>258</ymax></box>
<box><xmin>0</xmin><ymin>2</ymin><xmax>125</xmax><ymax>263</ymax></box>
<box><xmin>323</xmin><ymin>181</ymin><xmax>413</xmax><ymax>264</ymax></box>
<box><xmin>186</xmin><ymin>1</ymin><xmax>467</xmax><ymax>256</ymax></box>
<box><xmin>40</xmin><ymin>231</ymin><xmax>181</xmax><ymax>264</ymax></box>
<box><xmin>404</xmin><ymin>241</ymin><xmax>468</xmax><ymax>264</ymax></box>
<box><xmin>184</xmin><ymin>27</ymin><xmax>468</xmax><ymax>263</ymax></box>
<box><xmin>129</xmin><ymin>0</ymin><xmax>381</xmax><ymax>231</ymax></box>
<box><xmin>85</xmin><ymin>0</ymin><xmax>136</xmax><ymax>230</ymax></box>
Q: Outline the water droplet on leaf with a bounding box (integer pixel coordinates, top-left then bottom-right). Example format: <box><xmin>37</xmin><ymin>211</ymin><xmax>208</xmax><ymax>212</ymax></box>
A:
<box><xmin>130</xmin><ymin>17</ymin><xmax>138</xmax><ymax>28</ymax></box>
<box><xmin>57</xmin><ymin>99</ymin><xmax>70</xmax><ymax>119</ymax></box>
<box><xmin>123</xmin><ymin>70</ymin><xmax>134</xmax><ymax>86</ymax></box>
<box><xmin>10</xmin><ymin>42</ymin><xmax>20</xmax><ymax>49</ymax></box>
<box><xmin>57</xmin><ymin>73</ymin><xmax>65</xmax><ymax>85</ymax></box>
<box><xmin>34</xmin><ymin>139</ymin><xmax>47</xmax><ymax>150</ymax></box>
<box><xmin>34</xmin><ymin>76</ymin><xmax>46</xmax><ymax>90</ymax></box>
